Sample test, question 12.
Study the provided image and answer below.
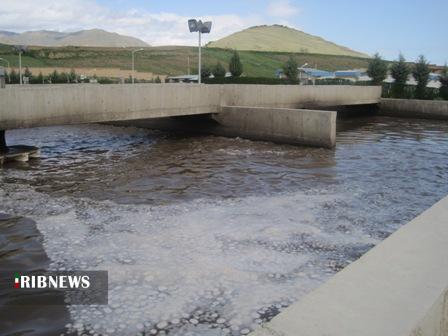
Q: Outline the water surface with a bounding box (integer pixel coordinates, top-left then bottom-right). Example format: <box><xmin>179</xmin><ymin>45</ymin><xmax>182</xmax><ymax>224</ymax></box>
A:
<box><xmin>1</xmin><ymin>116</ymin><xmax>447</xmax><ymax>336</ymax></box>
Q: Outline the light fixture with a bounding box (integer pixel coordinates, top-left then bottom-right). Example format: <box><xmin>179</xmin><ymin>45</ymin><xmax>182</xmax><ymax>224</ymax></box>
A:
<box><xmin>188</xmin><ymin>19</ymin><xmax>212</xmax><ymax>84</ymax></box>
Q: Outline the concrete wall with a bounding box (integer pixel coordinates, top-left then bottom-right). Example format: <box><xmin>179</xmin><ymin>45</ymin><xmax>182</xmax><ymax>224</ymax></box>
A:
<box><xmin>251</xmin><ymin>195</ymin><xmax>448</xmax><ymax>336</ymax></box>
<box><xmin>220</xmin><ymin>85</ymin><xmax>381</xmax><ymax>109</ymax></box>
<box><xmin>380</xmin><ymin>98</ymin><xmax>448</xmax><ymax>120</ymax></box>
<box><xmin>214</xmin><ymin>106</ymin><xmax>336</xmax><ymax>148</ymax></box>
<box><xmin>0</xmin><ymin>84</ymin><xmax>381</xmax><ymax>130</ymax></box>
<box><xmin>0</xmin><ymin>84</ymin><xmax>221</xmax><ymax>130</ymax></box>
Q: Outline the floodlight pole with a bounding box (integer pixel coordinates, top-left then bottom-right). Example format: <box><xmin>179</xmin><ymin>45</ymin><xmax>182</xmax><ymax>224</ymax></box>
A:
<box><xmin>198</xmin><ymin>31</ymin><xmax>202</xmax><ymax>84</ymax></box>
<box><xmin>188</xmin><ymin>19</ymin><xmax>211</xmax><ymax>84</ymax></box>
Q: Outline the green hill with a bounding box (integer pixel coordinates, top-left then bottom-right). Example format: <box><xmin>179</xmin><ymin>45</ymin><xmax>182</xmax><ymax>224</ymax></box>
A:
<box><xmin>0</xmin><ymin>43</ymin><xmax>371</xmax><ymax>79</ymax></box>
<box><xmin>208</xmin><ymin>25</ymin><xmax>368</xmax><ymax>58</ymax></box>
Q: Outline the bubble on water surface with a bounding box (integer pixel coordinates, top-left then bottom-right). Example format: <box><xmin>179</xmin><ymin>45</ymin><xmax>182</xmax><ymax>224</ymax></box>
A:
<box><xmin>0</xmin><ymin>182</ymin><xmax>379</xmax><ymax>336</ymax></box>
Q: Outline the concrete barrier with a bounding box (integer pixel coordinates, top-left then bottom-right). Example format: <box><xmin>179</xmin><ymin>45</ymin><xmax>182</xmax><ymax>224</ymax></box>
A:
<box><xmin>0</xmin><ymin>84</ymin><xmax>221</xmax><ymax>129</ymax></box>
<box><xmin>214</xmin><ymin>106</ymin><xmax>336</xmax><ymax>148</ymax></box>
<box><xmin>251</xmin><ymin>195</ymin><xmax>448</xmax><ymax>336</ymax></box>
<box><xmin>220</xmin><ymin>85</ymin><xmax>381</xmax><ymax>109</ymax></box>
<box><xmin>380</xmin><ymin>98</ymin><xmax>448</xmax><ymax>120</ymax></box>
<box><xmin>0</xmin><ymin>84</ymin><xmax>381</xmax><ymax>130</ymax></box>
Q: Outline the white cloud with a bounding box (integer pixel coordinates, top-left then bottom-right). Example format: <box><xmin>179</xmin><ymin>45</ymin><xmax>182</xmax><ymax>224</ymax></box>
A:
<box><xmin>267</xmin><ymin>0</ymin><xmax>301</xmax><ymax>18</ymax></box>
<box><xmin>0</xmin><ymin>0</ymin><xmax>264</xmax><ymax>45</ymax></box>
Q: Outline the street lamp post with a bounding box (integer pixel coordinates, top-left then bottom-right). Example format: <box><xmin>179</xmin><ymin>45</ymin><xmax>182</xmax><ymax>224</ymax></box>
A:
<box><xmin>188</xmin><ymin>19</ymin><xmax>212</xmax><ymax>84</ymax></box>
<box><xmin>131</xmin><ymin>48</ymin><xmax>144</xmax><ymax>84</ymax></box>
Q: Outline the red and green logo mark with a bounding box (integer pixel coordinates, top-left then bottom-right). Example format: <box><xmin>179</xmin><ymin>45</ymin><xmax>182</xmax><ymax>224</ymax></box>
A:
<box><xmin>14</xmin><ymin>273</ymin><xmax>20</xmax><ymax>288</ymax></box>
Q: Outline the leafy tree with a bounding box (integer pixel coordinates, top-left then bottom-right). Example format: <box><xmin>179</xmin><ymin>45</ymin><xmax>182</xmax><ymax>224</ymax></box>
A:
<box><xmin>201</xmin><ymin>66</ymin><xmax>212</xmax><ymax>80</ymax></box>
<box><xmin>49</xmin><ymin>70</ymin><xmax>59</xmax><ymax>83</ymax></box>
<box><xmin>154</xmin><ymin>76</ymin><xmax>162</xmax><ymax>83</ymax></box>
<box><xmin>212</xmin><ymin>61</ymin><xmax>226</xmax><ymax>78</ymax></box>
<box><xmin>229</xmin><ymin>50</ymin><xmax>243</xmax><ymax>77</ymax></box>
<box><xmin>439</xmin><ymin>64</ymin><xmax>448</xmax><ymax>100</ymax></box>
<box><xmin>9</xmin><ymin>69</ymin><xmax>19</xmax><ymax>84</ymax></box>
<box><xmin>69</xmin><ymin>68</ymin><xmax>77</xmax><ymax>83</ymax></box>
<box><xmin>283</xmin><ymin>56</ymin><xmax>298</xmax><ymax>82</ymax></box>
<box><xmin>412</xmin><ymin>55</ymin><xmax>430</xmax><ymax>99</ymax></box>
<box><xmin>390</xmin><ymin>53</ymin><xmax>410</xmax><ymax>98</ymax></box>
<box><xmin>367</xmin><ymin>53</ymin><xmax>388</xmax><ymax>85</ymax></box>
<box><xmin>60</xmin><ymin>72</ymin><xmax>70</xmax><ymax>83</ymax></box>
<box><xmin>30</xmin><ymin>71</ymin><xmax>44</xmax><ymax>84</ymax></box>
<box><xmin>37</xmin><ymin>72</ymin><xmax>44</xmax><ymax>84</ymax></box>
<box><xmin>24</xmin><ymin>66</ymin><xmax>32</xmax><ymax>79</ymax></box>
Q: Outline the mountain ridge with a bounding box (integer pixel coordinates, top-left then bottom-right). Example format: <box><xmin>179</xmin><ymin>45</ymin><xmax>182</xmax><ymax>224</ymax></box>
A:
<box><xmin>0</xmin><ymin>29</ymin><xmax>149</xmax><ymax>47</ymax></box>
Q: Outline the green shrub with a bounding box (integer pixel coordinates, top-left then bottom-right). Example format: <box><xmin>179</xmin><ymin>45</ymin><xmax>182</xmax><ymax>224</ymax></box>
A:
<box><xmin>97</xmin><ymin>77</ymin><xmax>117</xmax><ymax>84</ymax></box>
<box><xmin>201</xmin><ymin>66</ymin><xmax>212</xmax><ymax>80</ymax></box>
<box><xmin>381</xmin><ymin>83</ymin><xmax>439</xmax><ymax>100</ymax></box>
<box><xmin>212</xmin><ymin>62</ymin><xmax>226</xmax><ymax>78</ymax></box>
<box><xmin>30</xmin><ymin>72</ymin><xmax>44</xmax><ymax>84</ymax></box>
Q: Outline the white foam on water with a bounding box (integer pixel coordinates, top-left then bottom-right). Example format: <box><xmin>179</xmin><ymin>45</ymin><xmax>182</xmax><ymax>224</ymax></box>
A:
<box><xmin>0</xmin><ymin>183</ymin><xmax>378</xmax><ymax>335</ymax></box>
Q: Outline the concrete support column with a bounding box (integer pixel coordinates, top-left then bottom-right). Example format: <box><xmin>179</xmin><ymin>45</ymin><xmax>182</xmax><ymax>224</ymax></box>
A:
<box><xmin>0</xmin><ymin>130</ymin><xmax>6</xmax><ymax>152</ymax></box>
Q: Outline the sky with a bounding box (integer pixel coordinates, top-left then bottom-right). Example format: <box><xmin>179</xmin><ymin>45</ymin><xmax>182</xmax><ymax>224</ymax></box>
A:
<box><xmin>0</xmin><ymin>0</ymin><xmax>447</xmax><ymax>64</ymax></box>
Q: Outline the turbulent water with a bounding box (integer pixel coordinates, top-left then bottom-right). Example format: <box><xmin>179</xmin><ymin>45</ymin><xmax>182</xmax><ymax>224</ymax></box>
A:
<box><xmin>1</xmin><ymin>116</ymin><xmax>447</xmax><ymax>336</ymax></box>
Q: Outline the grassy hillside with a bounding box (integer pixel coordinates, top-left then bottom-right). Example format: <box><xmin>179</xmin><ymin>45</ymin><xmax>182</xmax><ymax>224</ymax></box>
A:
<box><xmin>208</xmin><ymin>25</ymin><xmax>368</xmax><ymax>58</ymax></box>
<box><xmin>0</xmin><ymin>43</ymin><xmax>371</xmax><ymax>78</ymax></box>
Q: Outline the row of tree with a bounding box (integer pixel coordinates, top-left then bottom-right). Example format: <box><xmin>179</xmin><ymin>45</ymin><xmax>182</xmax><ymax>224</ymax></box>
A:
<box><xmin>3</xmin><ymin>67</ymin><xmax>164</xmax><ymax>84</ymax></box>
<box><xmin>201</xmin><ymin>50</ymin><xmax>244</xmax><ymax>79</ymax></box>
<box><xmin>367</xmin><ymin>53</ymin><xmax>448</xmax><ymax>100</ymax></box>
<box><xmin>5</xmin><ymin>68</ymin><xmax>81</xmax><ymax>84</ymax></box>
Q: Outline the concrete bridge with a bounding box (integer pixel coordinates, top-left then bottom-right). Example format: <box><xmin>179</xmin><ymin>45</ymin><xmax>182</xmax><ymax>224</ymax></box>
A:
<box><xmin>0</xmin><ymin>84</ymin><xmax>381</xmax><ymax>149</ymax></box>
